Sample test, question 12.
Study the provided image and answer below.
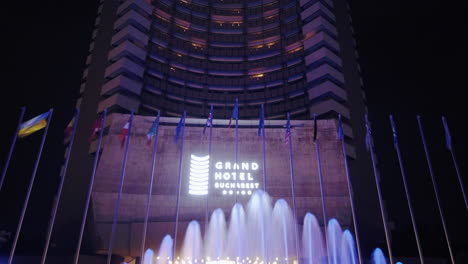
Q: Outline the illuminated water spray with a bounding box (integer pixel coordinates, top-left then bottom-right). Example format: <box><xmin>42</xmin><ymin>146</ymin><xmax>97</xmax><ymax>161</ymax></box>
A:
<box><xmin>151</xmin><ymin>191</ymin><xmax>364</xmax><ymax>264</ymax></box>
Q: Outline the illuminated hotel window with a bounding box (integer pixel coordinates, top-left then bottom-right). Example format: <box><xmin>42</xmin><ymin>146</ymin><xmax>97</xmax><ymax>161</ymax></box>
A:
<box><xmin>251</xmin><ymin>74</ymin><xmax>264</xmax><ymax>79</ymax></box>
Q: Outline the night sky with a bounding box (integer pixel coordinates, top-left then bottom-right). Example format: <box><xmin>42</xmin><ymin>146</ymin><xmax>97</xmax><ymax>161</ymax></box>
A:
<box><xmin>0</xmin><ymin>0</ymin><xmax>467</xmax><ymax>262</ymax></box>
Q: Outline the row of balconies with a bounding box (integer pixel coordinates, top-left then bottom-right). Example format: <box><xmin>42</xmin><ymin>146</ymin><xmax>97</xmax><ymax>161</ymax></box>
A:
<box><xmin>299</xmin><ymin>0</ymin><xmax>353</xmax><ymax>139</ymax></box>
<box><xmin>143</xmin><ymin>75</ymin><xmax>307</xmax><ymax>99</ymax></box>
<box><xmin>98</xmin><ymin>0</ymin><xmax>350</xmax><ymax>139</ymax></box>
<box><xmin>139</xmin><ymin>89</ymin><xmax>310</xmax><ymax>117</ymax></box>
<box><xmin>98</xmin><ymin>0</ymin><xmax>155</xmax><ymax>113</ymax></box>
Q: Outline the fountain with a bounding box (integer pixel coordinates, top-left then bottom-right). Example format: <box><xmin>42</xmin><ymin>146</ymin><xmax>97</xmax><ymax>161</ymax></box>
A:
<box><xmin>156</xmin><ymin>235</ymin><xmax>173</xmax><ymax>264</ymax></box>
<box><xmin>143</xmin><ymin>249</ymin><xmax>154</xmax><ymax>264</ymax></box>
<box><xmin>205</xmin><ymin>209</ymin><xmax>227</xmax><ymax>260</ymax></box>
<box><xmin>302</xmin><ymin>213</ymin><xmax>325</xmax><ymax>264</ymax></box>
<box><xmin>142</xmin><ymin>190</ymin><xmax>387</xmax><ymax>264</ymax></box>
<box><xmin>371</xmin><ymin>248</ymin><xmax>387</xmax><ymax>264</ymax></box>
<box><xmin>341</xmin><ymin>230</ymin><xmax>358</xmax><ymax>264</ymax></box>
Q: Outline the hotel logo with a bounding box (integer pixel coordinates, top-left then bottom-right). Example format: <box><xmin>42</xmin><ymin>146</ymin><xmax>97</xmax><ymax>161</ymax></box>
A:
<box><xmin>188</xmin><ymin>154</ymin><xmax>210</xmax><ymax>195</ymax></box>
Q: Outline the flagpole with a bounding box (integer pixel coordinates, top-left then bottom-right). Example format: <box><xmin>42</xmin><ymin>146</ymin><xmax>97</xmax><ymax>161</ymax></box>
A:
<box><xmin>205</xmin><ymin>106</ymin><xmax>213</xmax><ymax>232</ymax></box>
<box><xmin>8</xmin><ymin>108</ymin><xmax>53</xmax><ymax>264</ymax></box>
<box><xmin>417</xmin><ymin>115</ymin><xmax>455</xmax><ymax>264</ymax></box>
<box><xmin>337</xmin><ymin>115</ymin><xmax>363</xmax><ymax>264</ymax></box>
<box><xmin>365</xmin><ymin>114</ymin><xmax>394</xmax><ymax>264</ymax></box>
<box><xmin>106</xmin><ymin>110</ymin><xmax>135</xmax><ymax>264</ymax></box>
<box><xmin>0</xmin><ymin>106</ymin><xmax>26</xmax><ymax>192</ymax></box>
<box><xmin>261</xmin><ymin>104</ymin><xmax>267</xmax><ymax>192</ymax></box>
<box><xmin>442</xmin><ymin>116</ymin><xmax>467</xmax><ymax>211</ymax></box>
<box><xmin>73</xmin><ymin>109</ymin><xmax>107</xmax><ymax>264</ymax></box>
<box><xmin>315</xmin><ymin>138</ymin><xmax>331</xmax><ymax>264</ymax></box>
<box><xmin>389</xmin><ymin>115</ymin><xmax>424</xmax><ymax>264</ymax></box>
<box><xmin>173</xmin><ymin>111</ymin><xmax>187</xmax><ymax>260</ymax></box>
<box><xmin>286</xmin><ymin>113</ymin><xmax>300</xmax><ymax>261</ymax></box>
<box><xmin>140</xmin><ymin>111</ymin><xmax>161</xmax><ymax>260</ymax></box>
<box><xmin>41</xmin><ymin>109</ymin><xmax>80</xmax><ymax>264</ymax></box>
<box><xmin>235</xmin><ymin>99</ymin><xmax>239</xmax><ymax>203</ymax></box>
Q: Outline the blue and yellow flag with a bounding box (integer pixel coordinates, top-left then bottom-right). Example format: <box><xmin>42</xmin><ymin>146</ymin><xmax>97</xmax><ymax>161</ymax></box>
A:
<box><xmin>18</xmin><ymin>111</ymin><xmax>50</xmax><ymax>138</ymax></box>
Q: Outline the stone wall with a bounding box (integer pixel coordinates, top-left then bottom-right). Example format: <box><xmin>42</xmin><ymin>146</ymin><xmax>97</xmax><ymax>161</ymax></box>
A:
<box><xmin>91</xmin><ymin>113</ymin><xmax>351</xmax><ymax>257</ymax></box>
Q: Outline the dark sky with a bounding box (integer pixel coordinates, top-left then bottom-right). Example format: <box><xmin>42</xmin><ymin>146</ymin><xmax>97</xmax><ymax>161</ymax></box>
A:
<box><xmin>0</xmin><ymin>0</ymin><xmax>467</xmax><ymax>262</ymax></box>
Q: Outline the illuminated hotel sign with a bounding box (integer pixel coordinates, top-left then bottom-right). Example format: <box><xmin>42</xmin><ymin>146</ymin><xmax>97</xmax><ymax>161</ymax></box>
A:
<box><xmin>189</xmin><ymin>155</ymin><xmax>210</xmax><ymax>195</ymax></box>
<box><xmin>189</xmin><ymin>154</ymin><xmax>261</xmax><ymax>196</ymax></box>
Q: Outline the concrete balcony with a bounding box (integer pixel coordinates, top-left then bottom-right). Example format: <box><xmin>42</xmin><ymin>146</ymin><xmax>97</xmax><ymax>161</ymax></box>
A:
<box><xmin>104</xmin><ymin>57</ymin><xmax>144</xmax><ymax>79</ymax></box>
<box><xmin>117</xmin><ymin>0</ymin><xmax>153</xmax><ymax>16</ymax></box>
<box><xmin>301</xmin><ymin>2</ymin><xmax>335</xmax><ymax>21</ymax></box>
<box><xmin>101</xmin><ymin>75</ymin><xmax>143</xmax><ymax>96</ymax></box>
<box><xmin>300</xmin><ymin>0</ymin><xmax>334</xmax><ymax>8</ymax></box>
<box><xmin>309</xmin><ymin>99</ymin><xmax>350</xmax><ymax>119</ymax></box>
<box><xmin>302</xmin><ymin>16</ymin><xmax>338</xmax><ymax>37</ymax></box>
<box><xmin>303</xmin><ymin>31</ymin><xmax>340</xmax><ymax>52</ymax></box>
<box><xmin>114</xmin><ymin>9</ymin><xmax>150</xmax><ymax>32</ymax></box>
<box><xmin>97</xmin><ymin>93</ymin><xmax>140</xmax><ymax>113</ymax></box>
<box><xmin>108</xmin><ymin>40</ymin><xmax>147</xmax><ymax>63</ymax></box>
<box><xmin>305</xmin><ymin>47</ymin><xmax>343</xmax><ymax>67</ymax></box>
<box><xmin>112</xmin><ymin>25</ymin><xmax>149</xmax><ymax>47</ymax></box>
<box><xmin>306</xmin><ymin>64</ymin><xmax>345</xmax><ymax>84</ymax></box>
<box><xmin>308</xmin><ymin>81</ymin><xmax>347</xmax><ymax>102</ymax></box>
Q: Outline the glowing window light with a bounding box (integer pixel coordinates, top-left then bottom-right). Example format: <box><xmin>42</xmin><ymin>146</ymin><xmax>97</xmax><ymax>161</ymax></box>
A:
<box><xmin>251</xmin><ymin>74</ymin><xmax>264</xmax><ymax>79</ymax></box>
<box><xmin>189</xmin><ymin>154</ymin><xmax>209</xmax><ymax>195</ymax></box>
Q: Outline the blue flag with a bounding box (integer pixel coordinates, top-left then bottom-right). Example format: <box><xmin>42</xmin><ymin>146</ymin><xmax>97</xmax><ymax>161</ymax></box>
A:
<box><xmin>258</xmin><ymin>104</ymin><xmax>264</xmax><ymax>136</ymax></box>
<box><xmin>228</xmin><ymin>99</ymin><xmax>238</xmax><ymax>128</ymax></box>
<box><xmin>203</xmin><ymin>105</ymin><xmax>213</xmax><ymax>135</ymax></box>
<box><xmin>313</xmin><ymin>113</ymin><xmax>317</xmax><ymax>142</ymax></box>
<box><xmin>175</xmin><ymin>113</ymin><xmax>186</xmax><ymax>142</ymax></box>
<box><xmin>365</xmin><ymin>115</ymin><xmax>373</xmax><ymax>152</ymax></box>
<box><xmin>442</xmin><ymin>116</ymin><xmax>452</xmax><ymax>151</ymax></box>
<box><xmin>284</xmin><ymin>113</ymin><xmax>291</xmax><ymax>145</ymax></box>
<box><xmin>389</xmin><ymin>115</ymin><xmax>398</xmax><ymax>146</ymax></box>
<box><xmin>337</xmin><ymin>114</ymin><xmax>344</xmax><ymax>140</ymax></box>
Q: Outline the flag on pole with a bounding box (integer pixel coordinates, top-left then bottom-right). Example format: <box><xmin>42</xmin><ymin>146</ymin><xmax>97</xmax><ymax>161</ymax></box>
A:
<box><xmin>64</xmin><ymin>116</ymin><xmax>75</xmax><ymax>143</ymax></box>
<box><xmin>442</xmin><ymin>116</ymin><xmax>452</xmax><ymax>151</ymax></box>
<box><xmin>18</xmin><ymin>111</ymin><xmax>50</xmax><ymax>138</ymax></box>
<box><xmin>365</xmin><ymin>115</ymin><xmax>373</xmax><ymax>152</ymax></box>
<box><xmin>147</xmin><ymin>112</ymin><xmax>160</xmax><ymax>146</ymax></box>
<box><xmin>313</xmin><ymin>113</ymin><xmax>318</xmax><ymax>142</ymax></box>
<box><xmin>174</xmin><ymin>113</ymin><xmax>186</xmax><ymax>142</ymax></box>
<box><xmin>203</xmin><ymin>105</ymin><xmax>213</xmax><ymax>135</ymax></box>
<box><xmin>258</xmin><ymin>104</ymin><xmax>264</xmax><ymax>136</ymax></box>
<box><xmin>337</xmin><ymin>114</ymin><xmax>344</xmax><ymax>140</ymax></box>
<box><xmin>228</xmin><ymin>99</ymin><xmax>238</xmax><ymax>128</ymax></box>
<box><xmin>389</xmin><ymin>115</ymin><xmax>398</xmax><ymax>146</ymax></box>
<box><xmin>119</xmin><ymin>117</ymin><xmax>131</xmax><ymax>148</ymax></box>
<box><xmin>284</xmin><ymin>113</ymin><xmax>291</xmax><ymax>145</ymax></box>
<box><xmin>89</xmin><ymin>115</ymin><xmax>103</xmax><ymax>141</ymax></box>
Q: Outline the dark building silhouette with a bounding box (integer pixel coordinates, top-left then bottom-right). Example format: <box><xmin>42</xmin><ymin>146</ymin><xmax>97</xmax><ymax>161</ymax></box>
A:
<box><xmin>55</xmin><ymin>0</ymin><xmax>379</xmax><ymax>258</ymax></box>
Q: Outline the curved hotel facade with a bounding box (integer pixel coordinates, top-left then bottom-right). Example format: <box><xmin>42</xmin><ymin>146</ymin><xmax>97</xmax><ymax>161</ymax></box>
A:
<box><xmin>55</xmin><ymin>0</ymin><xmax>375</xmax><ymax>259</ymax></box>
<box><xmin>83</xmin><ymin>0</ymin><xmax>363</xmax><ymax>128</ymax></box>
